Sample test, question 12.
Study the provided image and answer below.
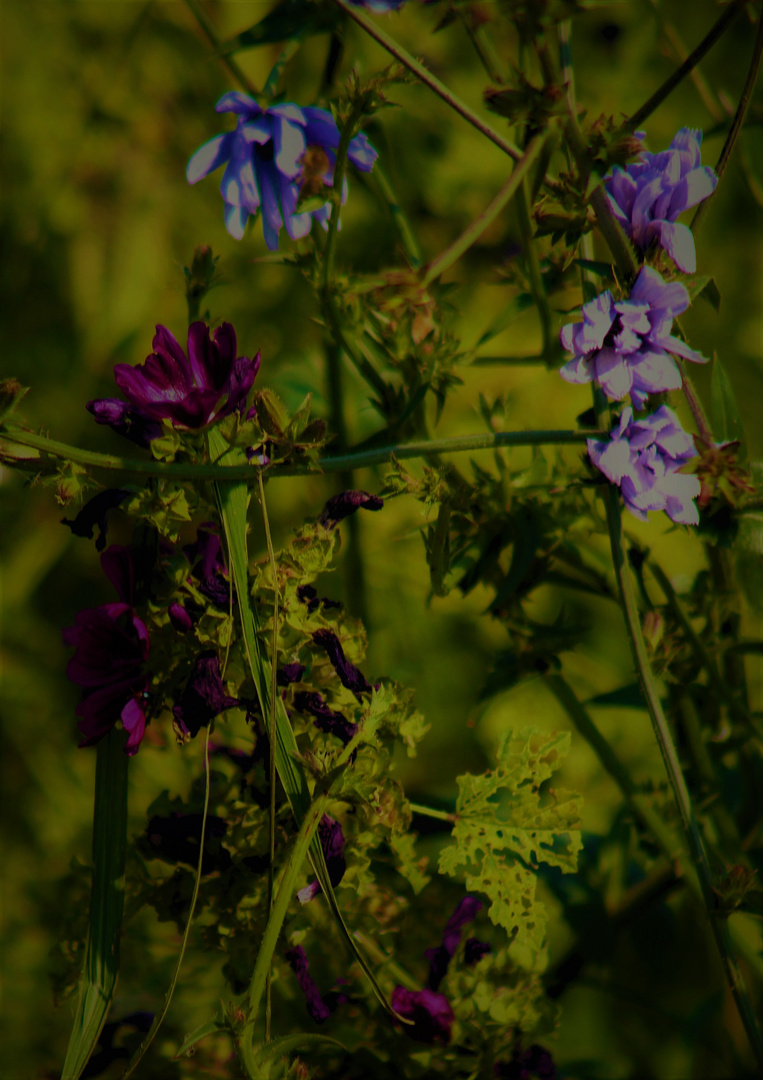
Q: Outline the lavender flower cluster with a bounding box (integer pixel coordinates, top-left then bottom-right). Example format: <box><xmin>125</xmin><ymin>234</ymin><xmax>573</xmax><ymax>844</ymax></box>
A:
<box><xmin>559</xmin><ymin>128</ymin><xmax>716</xmax><ymax>526</ymax></box>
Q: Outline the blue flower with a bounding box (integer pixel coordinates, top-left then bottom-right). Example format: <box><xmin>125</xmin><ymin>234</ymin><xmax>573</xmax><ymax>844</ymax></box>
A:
<box><xmin>348</xmin><ymin>0</ymin><xmax>407</xmax><ymax>9</ymax></box>
<box><xmin>560</xmin><ymin>265</ymin><xmax>707</xmax><ymax>408</ymax></box>
<box><xmin>605</xmin><ymin>128</ymin><xmax>717</xmax><ymax>273</ymax></box>
<box><xmin>587</xmin><ymin>405</ymin><xmax>701</xmax><ymax>525</ymax></box>
<box><xmin>187</xmin><ymin>93</ymin><xmax>378</xmax><ymax>250</ymax></box>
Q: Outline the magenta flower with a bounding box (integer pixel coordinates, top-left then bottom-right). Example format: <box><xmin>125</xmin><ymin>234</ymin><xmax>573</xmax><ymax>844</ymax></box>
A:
<box><xmin>587</xmin><ymin>405</ymin><xmax>701</xmax><ymax>524</ymax></box>
<box><xmin>312</xmin><ymin>628</ymin><xmax>373</xmax><ymax>699</ymax></box>
<box><xmin>173</xmin><ymin>652</ymin><xmax>238</xmax><ymax>739</ymax></box>
<box><xmin>285</xmin><ymin>945</ymin><xmax>347</xmax><ymax>1024</ymax></box>
<box><xmin>63</xmin><ymin>546</ymin><xmax>150</xmax><ymax>755</ymax></box>
<box><xmin>319</xmin><ymin>490</ymin><xmax>384</xmax><ymax>527</ymax></box>
<box><xmin>187</xmin><ymin>93</ymin><xmax>377</xmax><ymax>250</ymax></box>
<box><xmin>560</xmin><ymin>266</ymin><xmax>707</xmax><ymax>407</ymax></box>
<box><xmin>425</xmin><ymin>895</ymin><xmax>485</xmax><ymax>990</ymax></box>
<box><xmin>391</xmin><ymin>986</ymin><xmax>454</xmax><ymax>1044</ymax></box>
<box><xmin>294</xmin><ymin>690</ymin><xmax>358</xmax><ymax>747</ymax></box>
<box><xmin>88</xmin><ymin>323</ymin><xmax>260</xmax><ymax>445</ymax></box>
<box><xmin>605</xmin><ymin>127</ymin><xmax>717</xmax><ymax>272</ymax></box>
<box><xmin>298</xmin><ymin>814</ymin><xmax>346</xmax><ymax>904</ymax></box>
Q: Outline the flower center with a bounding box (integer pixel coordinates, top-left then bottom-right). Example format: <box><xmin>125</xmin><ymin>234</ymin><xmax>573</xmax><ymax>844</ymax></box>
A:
<box><xmin>298</xmin><ymin>145</ymin><xmax>331</xmax><ymax>197</ymax></box>
<box><xmin>255</xmin><ymin>140</ymin><xmax>275</xmax><ymax>163</ymax></box>
<box><xmin>602</xmin><ymin>314</ymin><xmax>623</xmax><ymax>349</ymax></box>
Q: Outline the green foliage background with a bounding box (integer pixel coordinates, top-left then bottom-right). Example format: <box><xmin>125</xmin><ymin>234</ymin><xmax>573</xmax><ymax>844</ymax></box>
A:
<box><xmin>1</xmin><ymin>1</ymin><xmax>761</xmax><ymax>1076</ymax></box>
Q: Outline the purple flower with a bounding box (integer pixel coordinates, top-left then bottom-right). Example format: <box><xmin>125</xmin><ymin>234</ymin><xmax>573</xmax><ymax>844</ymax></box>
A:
<box><xmin>168</xmin><ymin>601</ymin><xmax>193</xmax><ymax>633</ymax></box>
<box><xmin>298</xmin><ymin>814</ymin><xmax>346</xmax><ymax>904</ymax></box>
<box><xmin>560</xmin><ymin>265</ymin><xmax>707</xmax><ymax>407</ymax></box>
<box><xmin>186</xmin><ymin>93</ymin><xmax>378</xmax><ymax>251</ymax></box>
<box><xmin>294</xmin><ymin>690</ymin><xmax>358</xmax><ymax>746</ymax></box>
<box><xmin>494</xmin><ymin>1045</ymin><xmax>556</xmax><ymax>1080</ymax></box>
<box><xmin>319</xmin><ymin>490</ymin><xmax>384</xmax><ymax>527</ymax></box>
<box><xmin>391</xmin><ymin>986</ymin><xmax>454</xmax><ymax>1044</ymax></box>
<box><xmin>88</xmin><ymin>323</ymin><xmax>260</xmax><ymax>445</ymax></box>
<box><xmin>286</xmin><ymin>945</ymin><xmax>347</xmax><ymax>1024</ymax></box>
<box><xmin>277</xmin><ymin>662</ymin><xmax>306</xmax><ymax>687</ymax></box>
<box><xmin>348</xmin><ymin>0</ymin><xmax>406</xmax><ymax>10</ymax></box>
<box><xmin>61</xmin><ymin>489</ymin><xmax>129</xmax><ymax>552</ymax></box>
<box><xmin>183</xmin><ymin>527</ymin><xmax>232</xmax><ymax>609</ymax></box>
<box><xmin>296</xmin><ymin>584</ymin><xmax>342</xmax><ymax>613</ymax></box>
<box><xmin>172</xmin><ymin>652</ymin><xmax>238</xmax><ymax>738</ymax></box>
<box><xmin>63</xmin><ymin>546</ymin><xmax>150</xmax><ymax>755</ymax></box>
<box><xmin>464</xmin><ymin>937</ymin><xmax>492</xmax><ymax>965</ymax></box>
<box><xmin>605</xmin><ymin>127</ymin><xmax>717</xmax><ymax>272</ymax></box>
<box><xmin>588</xmin><ymin>405</ymin><xmax>701</xmax><ymax>524</ymax></box>
<box><xmin>312</xmin><ymin>628</ymin><xmax>373</xmax><ymax>699</ymax></box>
<box><xmin>425</xmin><ymin>896</ymin><xmax>483</xmax><ymax>990</ymax></box>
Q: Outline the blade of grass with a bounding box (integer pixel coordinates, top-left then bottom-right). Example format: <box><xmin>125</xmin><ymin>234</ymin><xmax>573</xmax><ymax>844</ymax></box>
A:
<box><xmin>207</xmin><ymin>428</ymin><xmax>405</xmax><ymax>1023</ymax></box>
<box><xmin>61</xmin><ymin>728</ymin><xmax>128</xmax><ymax>1080</ymax></box>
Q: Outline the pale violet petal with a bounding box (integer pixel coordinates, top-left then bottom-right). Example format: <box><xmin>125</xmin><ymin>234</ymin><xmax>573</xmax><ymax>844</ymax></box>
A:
<box><xmin>186</xmin><ymin>133</ymin><xmax>233</xmax><ymax>184</ymax></box>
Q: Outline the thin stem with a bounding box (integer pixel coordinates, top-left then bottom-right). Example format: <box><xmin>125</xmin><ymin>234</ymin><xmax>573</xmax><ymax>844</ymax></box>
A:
<box><xmin>679</xmin><ymin>361</ymin><xmax>713</xmax><ymax>443</ymax></box>
<box><xmin>183</xmin><ymin>0</ymin><xmax>261</xmax><ymax>100</ymax></box>
<box><xmin>623</xmin><ymin>0</ymin><xmax>746</xmax><ymax>132</ymax></box>
<box><xmin>408</xmin><ymin>802</ymin><xmax>456</xmax><ymax>823</ymax></box>
<box><xmin>122</xmin><ymin>729</ymin><xmax>212</xmax><ymax>1078</ymax></box>
<box><xmin>2</xmin><ymin>426</ymin><xmax>607</xmax><ymax>480</ymax></box>
<box><xmin>422</xmin><ymin>133</ymin><xmax>548</xmax><ymax>288</ymax></box>
<box><xmin>515</xmin><ymin>175</ymin><xmax>556</xmax><ymax>364</ymax></box>
<box><xmin>257</xmin><ymin>470</ymin><xmax>280</xmax><ymax>1044</ymax></box>
<box><xmin>602</xmin><ymin>483</ymin><xmax>763</xmax><ymax>1070</ymax></box>
<box><xmin>691</xmin><ymin>11</ymin><xmax>763</xmax><ymax>235</ymax></box>
<box><xmin>322</xmin><ymin>103</ymin><xmax>365</xmax><ymax>297</ymax></box>
<box><xmin>643</xmin><ymin>0</ymin><xmax>724</xmax><ymax>122</ymax></box>
<box><xmin>333</xmin><ymin>0</ymin><xmax>523</xmax><ymax>162</ymax></box>
<box><xmin>367</xmin><ymin>165</ymin><xmax>422</xmax><ymax>268</ymax></box>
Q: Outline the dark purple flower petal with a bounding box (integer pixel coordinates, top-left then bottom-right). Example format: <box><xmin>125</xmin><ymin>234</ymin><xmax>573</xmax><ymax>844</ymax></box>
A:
<box><xmin>86</xmin><ymin>397</ymin><xmax>164</xmax><ymax>447</ymax></box>
<box><xmin>144</xmin><ymin>811</ymin><xmax>231</xmax><ymax>874</ymax></box>
<box><xmin>312</xmin><ymin>628</ymin><xmax>373</xmax><ymax>699</ymax></box>
<box><xmin>319</xmin><ymin>490</ymin><xmax>384</xmax><ymax>527</ymax></box>
<box><xmin>277</xmin><ymin>662</ymin><xmax>306</xmax><ymax>686</ymax></box>
<box><xmin>285</xmin><ymin>945</ymin><xmax>339</xmax><ymax>1024</ymax></box>
<box><xmin>100</xmin><ymin>544</ymin><xmax>135</xmax><ymax>605</ymax></box>
<box><xmin>297</xmin><ymin>814</ymin><xmax>346</xmax><ymax>903</ymax></box>
<box><xmin>494</xmin><ymin>1045</ymin><xmax>556</xmax><ymax>1080</ymax></box>
<box><xmin>425</xmin><ymin>895</ymin><xmax>483</xmax><ymax>989</ymax></box>
<box><xmin>296</xmin><ymin>584</ymin><xmax>341</xmax><ymax>613</ymax></box>
<box><xmin>61</xmin><ymin>489</ymin><xmax>129</xmax><ymax>552</ymax></box>
<box><xmin>293</xmin><ymin>691</ymin><xmax>358</xmax><ymax>746</ymax></box>
<box><xmin>172</xmin><ymin>652</ymin><xmax>238</xmax><ymax>738</ymax></box>
<box><xmin>464</xmin><ymin>937</ymin><xmax>492</xmax><ymax>965</ymax></box>
<box><xmin>391</xmin><ymin>986</ymin><xmax>454</xmax><ymax>1044</ymax></box>
<box><xmin>168</xmin><ymin>601</ymin><xmax>193</xmax><ymax>632</ymax></box>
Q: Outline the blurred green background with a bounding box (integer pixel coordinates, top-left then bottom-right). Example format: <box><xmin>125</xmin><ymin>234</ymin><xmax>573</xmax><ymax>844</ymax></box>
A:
<box><xmin>1</xmin><ymin>1</ymin><xmax>761</xmax><ymax>1076</ymax></box>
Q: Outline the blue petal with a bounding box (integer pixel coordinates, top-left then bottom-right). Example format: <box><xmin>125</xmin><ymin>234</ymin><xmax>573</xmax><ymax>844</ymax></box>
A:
<box><xmin>186</xmin><ymin>133</ymin><xmax>233</xmax><ymax>184</ymax></box>
<box><xmin>224</xmin><ymin>204</ymin><xmax>249</xmax><ymax>240</ymax></box>
<box><xmin>216</xmin><ymin>91</ymin><xmax>261</xmax><ymax>116</ymax></box>
<box><xmin>273</xmin><ymin>115</ymin><xmax>305</xmax><ymax>178</ymax></box>
<box><xmin>258</xmin><ymin>163</ymin><xmax>284</xmax><ymax>251</ymax></box>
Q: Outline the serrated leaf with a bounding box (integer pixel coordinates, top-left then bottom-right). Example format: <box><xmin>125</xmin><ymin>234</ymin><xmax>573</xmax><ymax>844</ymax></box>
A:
<box><xmin>389</xmin><ymin>831</ymin><xmax>431</xmax><ymax>894</ymax></box>
<box><xmin>218</xmin><ymin>0</ymin><xmax>338</xmax><ymax>55</ymax></box>
<box><xmin>438</xmin><ymin>728</ymin><xmax>582</xmax><ymax>970</ymax></box>
<box><xmin>711</xmin><ymin>356</ymin><xmax>746</xmax><ymax>454</ymax></box>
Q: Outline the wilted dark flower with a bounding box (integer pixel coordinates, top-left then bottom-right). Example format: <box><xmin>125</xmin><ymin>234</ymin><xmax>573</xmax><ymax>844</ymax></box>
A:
<box><xmin>168</xmin><ymin>601</ymin><xmax>193</xmax><ymax>632</ymax></box>
<box><xmin>293</xmin><ymin>690</ymin><xmax>358</xmax><ymax>746</ymax></box>
<box><xmin>286</xmin><ymin>945</ymin><xmax>347</xmax><ymax>1024</ymax></box>
<box><xmin>425</xmin><ymin>895</ymin><xmax>483</xmax><ymax>990</ymax></box>
<box><xmin>605</xmin><ymin>127</ymin><xmax>717</xmax><ymax>273</ymax></box>
<box><xmin>277</xmin><ymin>662</ymin><xmax>306</xmax><ymax>687</ymax></box>
<box><xmin>391</xmin><ymin>986</ymin><xmax>454</xmax><ymax>1044</ymax></box>
<box><xmin>88</xmin><ymin>323</ymin><xmax>260</xmax><ymax>445</ymax></box>
<box><xmin>319</xmin><ymin>489</ymin><xmax>384</xmax><ymax>527</ymax></box>
<box><xmin>61</xmin><ymin>489</ymin><xmax>129</xmax><ymax>552</ymax></box>
<box><xmin>494</xmin><ymin>1045</ymin><xmax>556</xmax><ymax>1080</ymax></box>
<box><xmin>187</xmin><ymin>93</ymin><xmax>377</xmax><ymax>250</ymax></box>
<box><xmin>464</xmin><ymin>937</ymin><xmax>492</xmax><ymax>965</ymax></box>
<box><xmin>587</xmin><ymin>404</ymin><xmax>700</xmax><ymax>524</ymax></box>
<box><xmin>144</xmin><ymin>812</ymin><xmax>231</xmax><ymax>874</ymax></box>
<box><xmin>298</xmin><ymin>814</ymin><xmax>346</xmax><ymax>904</ymax></box>
<box><xmin>183</xmin><ymin>527</ymin><xmax>232</xmax><ymax>609</ymax></box>
<box><xmin>172</xmin><ymin>652</ymin><xmax>238</xmax><ymax>739</ymax></box>
<box><xmin>559</xmin><ymin>266</ymin><xmax>707</xmax><ymax>408</ymax></box>
<box><xmin>296</xmin><ymin>584</ymin><xmax>342</xmax><ymax>613</ymax></box>
<box><xmin>312</xmin><ymin>628</ymin><xmax>373</xmax><ymax>699</ymax></box>
<box><xmin>63</xmin><ymin>545</ymin><xmax>150</xmax><ymax>755</ymax></box>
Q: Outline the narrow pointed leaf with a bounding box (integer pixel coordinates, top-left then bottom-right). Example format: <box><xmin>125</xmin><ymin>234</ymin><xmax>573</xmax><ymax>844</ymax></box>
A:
<box><xmin>711</xmin><ymin>355</ymin><xmax>746</xmax><ymax>456</ymax></box>
<box><xmin>174</xmin><ymin>1017</ymin><xmax>227</xmax><ymax>1059</ymax></box>
<box><xmin>61</xmin><ymin>728</ymin><xmax>129</xmax><ymax>1080</ymax></box>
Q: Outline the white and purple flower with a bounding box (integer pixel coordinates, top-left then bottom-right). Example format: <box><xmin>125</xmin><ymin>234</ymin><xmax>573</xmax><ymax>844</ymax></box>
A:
<box><xmin>587</xmin><ymin>405</ymin><xmax>701</xmax><ymax>525</ymax></box>
<box><xmin>186</xmin><ymin>93</ymin><xmax>378</xmax><ymax>250</ymax></box>
<box><xmin>605</xmin><ymin>127</ymin><xmax>717</xmax><ymax>273</ymax></box>
<box><xmin>560</xmin><ymin>265</ymin><xmax>707</xmax><ymax>408</ymax></box>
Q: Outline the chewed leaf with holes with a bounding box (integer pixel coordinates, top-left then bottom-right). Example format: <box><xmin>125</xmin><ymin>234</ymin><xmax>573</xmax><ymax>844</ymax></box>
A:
<box><xmin>438</xmin><ymin>728</ymin><xmax>582</xmax><ymax>971</ymax></box>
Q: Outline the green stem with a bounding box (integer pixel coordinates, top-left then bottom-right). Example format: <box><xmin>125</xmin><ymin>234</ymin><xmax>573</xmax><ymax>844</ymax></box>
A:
<box><xmin>367</xmin><ymin>165</ymin><xmax>422</xmax><ymax>268</ymax></box>
<box><xmin>691</xmin><ymin>10</ymin><xmax>763</xmax><ymax>235</ymax></box>
<box><xmin>602</xmin><ymin>482</ymin><xmax>763</xmax><ymax>1069</ymax></box>
<box><xmin>333</xmin><ymin>0</ymin><xmax>523</xmax><ymax>162</ymax></box>
<box><xmin>183</xmin><ymin>0</ymin><xmax>261</xmax><ymax>100</ymax></box>
<box><xmin>2</xmin><ymin>425</ymin><xmax>606</xmax><ymax>480</ymax></box>
<box><xmin>643</xmin><ymin>0</ymin><xmax>724</xmax><ymax>122</ymax></box>
<box><xmin>122</xmin><ymin>730</ymin><xmax>212</xmax><ymax>1077</ymax></box>
<box><xmin>514</xmin><ymin>175</ymin><xmax>556</xmax><ymax>364</ymax></box>
<box><xmin>421</xmin><ymin>133</ymin><xmax>548</xmax><ymax>288</ymax></box>
<box><xmin>623</xmin><ymin>0</ymin><xmax>746</xmax><ymax>132</ymax></box>
<box><xmin>408</xmin><ymin>802</ymin><xmax>456</xmax><ymax>823</ymax></box>
<box><xmin>322</xmin><ymin>102</ymin><xmax>365</xmax><ymax>297</ymax></box>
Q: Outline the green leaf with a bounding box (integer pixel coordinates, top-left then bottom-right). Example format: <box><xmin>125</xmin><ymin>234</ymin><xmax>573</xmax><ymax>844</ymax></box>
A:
<box><xmin>219</xmin><ymin>0</ymin><xmax>339</xmax><ymax>55</ymax></box>
<box><xmin>688</xmin><ymin>275</ymin><xmax>722</xmax><ymax>312</ymax></box>
<box><xmin>174</xmin><ymin>1016</ymin><xmax>227</xmax><ymax>1059</ymax></box>
<box><xmin>253</xmin><ymin>1033</ymin><xmax>348</xmax><ymax>1069</ymax></box>
<box><xmin>711</xmin><ymin>355</ymin><xmax>746</xmax><ymax>453</ymax></box>
<box><xmin>574</xmin><ymin>258</ymin><xmax>614</xmax><ymax>280</ymax></box>
<box><xmin>61</xmin><ymin>729</ymin><xmax>129</xmax><ymax>1080</ymax></box>
<box><xmin>438</xmin><ymin>728</ymin><xmax>582</xmax><ymax>971</ymax></box>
